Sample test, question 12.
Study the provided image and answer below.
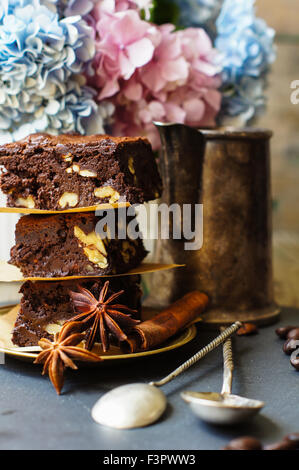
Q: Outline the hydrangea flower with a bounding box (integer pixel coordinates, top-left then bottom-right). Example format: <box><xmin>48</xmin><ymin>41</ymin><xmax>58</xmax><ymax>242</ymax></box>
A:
<box><xmin>1</xmin><ymin>0</ymin><xmax>61</xmax><ymax>14</ymax></box>
<box><xmin>59</xmin><ymin>0</ymin><xmax>154</xmax><ymax>19</ymax></box>
<box><xmin>0</xmin><ymin>0</ymin><xmax>109</xmax><ymax>142</ymax></box>
<box><xmin>110</xmin><ymin>25</ymin><xmax>221</xmax><ymax>149</ymax></box>
<box><xmin>164</xmin><ymin>0</ymin><xmax>276</xmax><ymax>124</ymax></box>
<box><xmin>140</xmin><ymin>24</ymin><xmax>189</xmax><ymax>94</ymax></box>
<box><xmin>216</xmin><ymin>1</ymin><xmax>275</xmax><ymax>81</ymax></box>
<box><xmin>173</xmin><ymin>0</ymin><xmax>222</xmax><ymax>35</ymax></box>
<box><xmin>90</xmin><ymin>9</ymin><xmax>157</xmax><ymax>100</ymax></box>
<box><xmin>219</xmin><ymin>76</ymin><xmax>266</xmax><ymax>125</ymax></box>
<box><xmin>0</xmin><ymin>79</ymin><xmax>111</xmax><ymax>144</ymax></box>
<box><xmin>215</xmin><ymin>0</ymin><xmax>275</xmax><ymax>123</ymax></box>
<box><xmin>50</xmin><ymin>0</ymin><xmax>96</xmax><ymax>16</ymax></box>
<box><xmin>40</xmin><ymin>0</ymin><xmax>60</xmax><ymax>12</ymax></box>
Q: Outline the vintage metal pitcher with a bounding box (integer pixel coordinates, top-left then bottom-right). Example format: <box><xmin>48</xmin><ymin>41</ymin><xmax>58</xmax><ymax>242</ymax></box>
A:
<box><xmin>147</xmin><ymin>123</ymin><xmax>279</xmax><ymax>326</ymax></box>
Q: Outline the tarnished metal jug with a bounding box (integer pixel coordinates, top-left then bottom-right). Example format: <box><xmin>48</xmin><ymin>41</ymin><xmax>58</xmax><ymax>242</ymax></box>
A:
<box><xmin>147</xmin><ymin>123</ymin><xmax>279</xmax><ymax>326</ymax></box>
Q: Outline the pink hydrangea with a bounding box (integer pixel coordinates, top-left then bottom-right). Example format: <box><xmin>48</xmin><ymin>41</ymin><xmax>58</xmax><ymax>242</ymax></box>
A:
<box><xmin>140</xmin><ymin>24</ymin><xmax>189</xmax><ymax>94</ymax></box>
<box><xmin>111</xmin><ymin>26</ymin><xmax>221</xmax><ymax>149</ymax></box>
<box><xmin>113</xmin><ymin>84</ymin><xmax>221</xmax><ymax>150</ymax></box>
<box><xmin>90</xmin><ymin>9</ymin><xmax>156</xmax><ymax>99</ymax></box>
<box><xmin>89</xmin><ymin>4</ymin><xmax>222</xmax><ymax>149</ymax></box>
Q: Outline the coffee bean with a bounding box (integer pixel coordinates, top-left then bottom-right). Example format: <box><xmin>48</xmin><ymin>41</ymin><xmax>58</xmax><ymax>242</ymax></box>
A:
<box><xmin>283</xmin><ymin>339</ymin><xmax>299</xmax><ymax>355</ymax></box>
<box><xmin>265</xmin><ymin>439</ymin><xmax>294</xmax><ymax>450</ymax></box>
<box><xmin>225</xmin><ymin>433</ymin><xmax>299</xmax><ymax>451</ymax></box>
<box><xmin>287</xmin><ymin>328</ymin><xmax>299</xmax><ymax>340</ymax></box>
<box><xmin>223</xmin><ymin>436</ymin><xmax>262</xmax><ymax>450</ymax></box>
<box><xmin>265</xmin><ymin>433</ymin><xmax>299</xmax><ymax>450</ymax></box>
<box><xmin>275</xmin><ymin>326</ymin><xmax>297</xmax><ymax>339</ymax></box>
<box><xmin>286</xmin><ymin>432</ymin><xmax>299</xmax><ymax>445</ymax></box>
<box><xmin>290</xmin><ymin>356</ymin><xmax>299</xmax><ymax>371</ymax></box>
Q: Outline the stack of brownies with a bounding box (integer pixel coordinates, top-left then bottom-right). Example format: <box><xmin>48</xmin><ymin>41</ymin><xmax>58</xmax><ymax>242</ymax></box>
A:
<box><xmin>0</xmin><ymin>133</ymin><xmax>162</xmax><ymax>347</ymax></box>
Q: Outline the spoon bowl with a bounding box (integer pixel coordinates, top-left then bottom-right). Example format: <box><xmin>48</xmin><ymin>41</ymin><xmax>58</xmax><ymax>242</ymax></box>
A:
<box><xmin>181</xmin><ymin>331</ymin><xmax>265</xmax><ymax>425</ymax></box>
<box><xmin>92</xmin><ymin>383</ymin><xmax>167</xmax><ymax>429</ymax></box>
<box><xmin>181</xmin><ymin>391</ymin><xmax>264</xmax><ymax>425</ymax></box>
<box><xmin>91</xmin><ymin>322</ymin><xmax>242</xmax><ymax>429</ymax></box>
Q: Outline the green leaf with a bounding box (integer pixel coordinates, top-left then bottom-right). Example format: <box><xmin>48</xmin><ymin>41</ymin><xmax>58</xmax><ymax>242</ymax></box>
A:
<box><xmin>150</xmin><ymin>0</ymin><xmax>180</xmax><ymax>26</ymax></box>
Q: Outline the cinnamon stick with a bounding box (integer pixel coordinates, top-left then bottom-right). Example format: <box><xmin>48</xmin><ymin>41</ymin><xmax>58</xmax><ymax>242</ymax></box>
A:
<box><xmin>123</xmin><ymin>291</ymin><xmax>209</xmax><ymax>353</ymax></box>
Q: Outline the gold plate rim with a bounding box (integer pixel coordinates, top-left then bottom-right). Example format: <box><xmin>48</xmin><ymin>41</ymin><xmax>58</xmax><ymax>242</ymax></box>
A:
<box><xmin>0</xmin><ymin>324</ymin><xmax>197</xmax><ymax>362</ymax></box>
<box><xmin>0</xmin><ymin>304</ymin><xmax>199</xmax><ymax>363</ymax></box>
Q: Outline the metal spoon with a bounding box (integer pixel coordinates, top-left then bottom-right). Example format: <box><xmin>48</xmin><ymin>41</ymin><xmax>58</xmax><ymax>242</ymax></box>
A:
<box><xmin>91</xmin><ymin>321</ymin><xmax>242</xmax><ymax>429</ymax></box>
<box><xmin>181</xmin><ymin>329</ymin><xmax>265</xmax><ymax>425</ymax></box>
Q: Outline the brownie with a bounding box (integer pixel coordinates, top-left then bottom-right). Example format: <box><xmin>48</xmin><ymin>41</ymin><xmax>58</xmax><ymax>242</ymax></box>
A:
<box><xmin>0</xmin><ymin>133</ymin><xmax>162</xmax><ymax>210</ymax></box>
<box><xmin>9</xmin><ymin>212</ymin><xmax>147</xmax><ymax>277</ymax></box>
<box><xmin>12</xmin><ymin>277</ymin><xmax>142</xmax><ymax>347</ymax></box>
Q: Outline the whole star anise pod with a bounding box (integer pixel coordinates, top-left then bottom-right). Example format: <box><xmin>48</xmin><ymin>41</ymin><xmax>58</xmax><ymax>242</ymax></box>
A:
<box><xmin>69</xmin><ymin>281</ymin><xmax>140</xmax><ymax>352</ymax></box>
<box><xmin>34</xmin><ymin>321</ymin><xmax>102</xmax><ymax>395</ymax></box>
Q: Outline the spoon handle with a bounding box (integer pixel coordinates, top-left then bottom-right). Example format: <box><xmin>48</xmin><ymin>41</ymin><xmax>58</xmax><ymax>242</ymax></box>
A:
<box><xmin>150</xmin><ymin>321</ymin><xmax>242</xmax><ymax>387</ymax></box>
<box><xmin>221</xmin><ymin>332</ymin><xmax>234</xmax><ymax>395</ymax></box>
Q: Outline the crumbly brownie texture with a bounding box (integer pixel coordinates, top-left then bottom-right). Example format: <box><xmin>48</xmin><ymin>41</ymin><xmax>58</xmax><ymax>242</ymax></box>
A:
<box><xmin>10</xmin><ymin>212</ymin><xmax>147</xmax><ymax>277</ymax></box>
<box><xmin>12</xmin><ymin>276</ymin><xmax>142</xmax><ymax>347</ymax></box>
<box><xmin>0</xmin><ymin>133</ymin><xmax>162</xmax><ymax>210</ymax></box>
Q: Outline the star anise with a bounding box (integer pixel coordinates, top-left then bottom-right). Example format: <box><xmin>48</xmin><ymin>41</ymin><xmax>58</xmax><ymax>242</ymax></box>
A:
<box><xmin>34</xmin><ymin>321</ymin><xmax>102</xmax><ymax>395</ymax></box>
<box><xmin>69</xmin><ymin>281</ymin><xmax>140</xmax><ymax>352</ymax></box>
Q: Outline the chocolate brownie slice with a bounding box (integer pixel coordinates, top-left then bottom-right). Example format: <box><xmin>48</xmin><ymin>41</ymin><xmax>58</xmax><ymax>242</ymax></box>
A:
<box><xmin>10</xmin><ymin>212</ymin><xmax>147</xmax><ymax>277</ymax></box>
<box><xmin>12</xmin><ymin>277</ymin><xmax>142</xmax><ymax>346</ymax></box>
<box><xmin>0</xmin><ymin>133</ymin><xmax>162</xmax><ymax>210</ymax></box>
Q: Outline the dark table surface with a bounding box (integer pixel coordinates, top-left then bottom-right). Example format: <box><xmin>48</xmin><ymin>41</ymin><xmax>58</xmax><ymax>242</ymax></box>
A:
<box><xmin>0</xmin><ymin>307</ymin><xmax>298</xmax><ymax>450</ymax></box>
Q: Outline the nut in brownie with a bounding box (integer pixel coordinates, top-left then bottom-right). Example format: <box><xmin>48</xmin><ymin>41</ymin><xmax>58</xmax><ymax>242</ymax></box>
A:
<box><xmin>10</xmin><ymin>211</ymin><xmax>147</xmax><ymax>277</ymax></box>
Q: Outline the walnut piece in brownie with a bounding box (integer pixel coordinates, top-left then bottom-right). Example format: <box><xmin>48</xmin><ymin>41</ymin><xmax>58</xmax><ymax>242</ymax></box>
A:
<box><xmin>10</xmin><ymin>212</ymin><xmax>147</xmax><ymax>277</ymax></box>
<box><xmin>12</xmin><ymin>277</ymin><xmax>142</xmax><ymax>346</ymax></box>
<box><xmin>0</xmin><ymin>133</ymin><xmax>162</xmax><ymax>210</ymax></box>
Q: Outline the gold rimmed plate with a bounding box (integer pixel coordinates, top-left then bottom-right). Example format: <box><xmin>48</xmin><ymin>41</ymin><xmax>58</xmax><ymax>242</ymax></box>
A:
<box><xmin>0</xmin><ymin>305</ymin><xmax>199</xmax><ymax>364</ymax></box>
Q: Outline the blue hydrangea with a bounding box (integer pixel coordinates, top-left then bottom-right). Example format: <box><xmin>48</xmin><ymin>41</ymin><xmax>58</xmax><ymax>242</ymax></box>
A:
<box><xmin>0</xmin><ymin>0</ymin><xmax>59</xmax><ymax>16</ymax></box>
<box><xmin>173</xmin><ymin>0</ymin><xmax>222</xmax><ymax>36</ymax></box>
<box><xmin>219</xmin><ymin>76</ymin><xmax>267</xmax><ymax>125</ymax></box>
<box><xmin>171</xmin><ymin>0</ymin><xmax>276</xmax><ymax>124</ymax></box>
<box><xmin>50</xmin><ymin>0</ymin><xmax>95</xmax><ymax>17</ymax></box>
<box><xmin>215</xmin><ymin>0</ymin><xmax>275</xmax><ymax>123</ymax></box>
<box><xmin>216</xmin><ymin>1</ymin><xmax>275</xmax><ymax>81</ymax></box>
<box><xmin>0</xmin><ymin>0</ymin><xmax>108</xmax><ymax>142</ymax></box>
<box><xmin>216</xmin><ymin>0</ymin><xmax>254</xmax><ymax>37</ymax></box>
<box><xmin>0</xmin><ymin>78</ymin><xmax>114</xmax><ymax>144</ymax></box>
